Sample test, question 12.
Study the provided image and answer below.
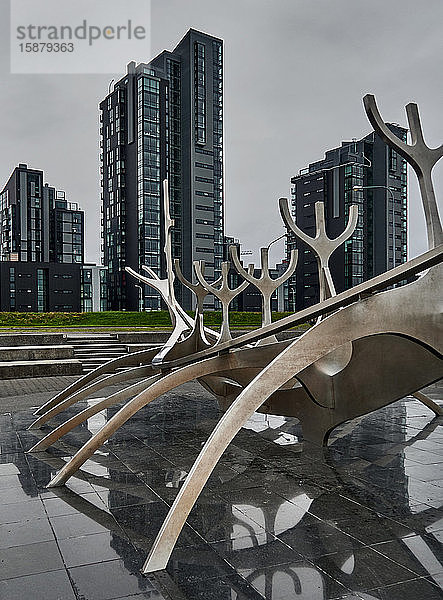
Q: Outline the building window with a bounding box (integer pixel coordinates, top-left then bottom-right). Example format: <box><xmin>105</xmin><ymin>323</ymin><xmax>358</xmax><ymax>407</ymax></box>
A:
<box><xmin>81</xmin><ymin>268</ymin><xmax>93</xmax><ymax>312</ymax></box>
<box><xmin>9</xmin><ymin>267</ymin><xmax>15</xmax><ymax>310</ymax></box>
<box><xmin>194</xmin><ymin>42</ymin><xmax>206</xmax><ymax>144</ymax></box>
<box><xmin>37</xmin><ymin>268</ymin><xmax>48</xmax><ymax>312</ymax></box>
<box><xmin>389</xmin><ymin>148</ymin><xmax>398</xmax><ymax>173</ymax></box>
<box><xmin>195</xmin><ymin>205</ymin><xmax>214</xmax><ymax>212</ymax></box>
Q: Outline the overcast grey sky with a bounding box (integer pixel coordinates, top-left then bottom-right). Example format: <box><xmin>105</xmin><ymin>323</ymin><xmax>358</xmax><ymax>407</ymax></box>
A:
<box><xmin>0</xmin><ymin>0</ymin><xmax>442</xmax><ymax>266</ymax></box>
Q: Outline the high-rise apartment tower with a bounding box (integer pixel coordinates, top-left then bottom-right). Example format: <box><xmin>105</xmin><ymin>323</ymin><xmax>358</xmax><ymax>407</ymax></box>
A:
<box><xmin>100</xmin><ymin>29</ymin><xmax>224</xmax><ymax>310</ymax></box>
<box><xmin>285</xmin><ymin>125</ymin><xmax>408</xmax><ymax>311</ymax></box>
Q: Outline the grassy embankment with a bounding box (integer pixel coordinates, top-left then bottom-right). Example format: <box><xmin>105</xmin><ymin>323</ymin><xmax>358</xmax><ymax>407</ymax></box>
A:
<box><xmin>0</xmin><ymin>311</ymin><xmax>308</xmax><ymax>332</ymax></box>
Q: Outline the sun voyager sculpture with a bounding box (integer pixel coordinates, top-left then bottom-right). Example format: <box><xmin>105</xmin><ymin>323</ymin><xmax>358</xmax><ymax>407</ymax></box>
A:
<box><xmin>28</xmin><ymin>95</ymin><xmax>442</xmax><ymax>573</ymax></box>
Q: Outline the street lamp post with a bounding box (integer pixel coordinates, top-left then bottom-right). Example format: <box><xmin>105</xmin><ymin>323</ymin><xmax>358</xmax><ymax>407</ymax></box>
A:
<box><xmin>266</xmin><ymin>233</ymin><xmax>285</xmax><ymax>252</ymax></box>
<box><xmin>353</xmin><ymin>184</ymin><xmax>397</xmax><ymax>268</ymax></box>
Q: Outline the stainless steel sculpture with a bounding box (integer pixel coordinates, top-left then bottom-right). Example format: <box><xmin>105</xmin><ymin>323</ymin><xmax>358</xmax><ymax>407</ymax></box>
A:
<box><xmin>364</xmin><ymin>95</ymin><xmax>443</xmax><ymax>249</ymax></box>
<box><xmin>230</xmin><ymin>246</ymin><xmax>298</xmax><ymax>326</ymax></box>
<box><xmin>279</xmin><ymin>199</ymin><xmax>357</xmax><ymax>302</ymax></box>
<box><xmin>193</xmin><ymin>260</ymin><xmax>252</xmax><ymax>343</ymax></box>
<box><xmin>173</xmin><ymin>258</ymin><xmax>219</xmax><ymax>348</ymax></box>
<box><xmin>28</xmin><ymin>95</ymin><xmax>443</xmax><ymax>576</ymax></box>
<box><xmin>125</xmin><ymin>180</ymin><xmax>195</xmax><ymax>364</ymax></box>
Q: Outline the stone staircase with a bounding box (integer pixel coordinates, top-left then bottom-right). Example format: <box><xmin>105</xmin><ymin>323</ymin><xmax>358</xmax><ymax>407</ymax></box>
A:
<box><xmin>0</xmin><ymin>332</ymin><xmax>171</xmax><ymax>379</ymax></box>
<box><xmin>0</xmin><ymin>329</ymin><xmax>305</xmax><ymax>379</ymax></box>
<box><xmin>0</xmin><ymin>334</ymin><xmax>83</xmax><ymax>379</ymax></box>
<box><xmin>65</xmin><ymin>332</ymin><xmax>169</xmax><ymax>373</ymax></box>
<box><xmin>66</xmin><ymin>333</ymin><xmax>131</xmax><ymax>373</ymax></box>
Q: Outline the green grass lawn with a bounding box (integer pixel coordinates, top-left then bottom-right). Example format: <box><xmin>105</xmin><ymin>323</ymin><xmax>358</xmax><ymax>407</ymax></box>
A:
<box><xmin>0</xmin><ymin>310</ymin><xmax>307</xmax><ymax>330</ymax></box>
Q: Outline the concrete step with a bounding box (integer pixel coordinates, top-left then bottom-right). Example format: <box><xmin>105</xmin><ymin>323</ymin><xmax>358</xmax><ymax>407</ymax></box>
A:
<box><xmin>0</xmin><ymin>345</ymin><xmax>75</xmax><ymax>361</ymax></box>
<box><xmin>116</xmin><ymin>332</ymin><xmax>171</xmax><ymax>344</ymax></box>
<box><xmin>64</xmin><ymin>333</ymin><xmax>165</xmax><ymax>374</ymax></box>
<box><xmin>126</xmin><ymin>343</ymin><xmax>162</xmax><ymax>351</ymax></box>
<box><xmin>72</xmin><ymin>345</ymin><xmax>127</xmax><ymax>351</ymax></box>
<box><xmin>70</xmin><ymin>341</ymin><xmax>127</xmax><ymax>346</ymax></box>
<box><xmin>66</xmin><ymin>335</ymin><xmax>129</xmax><ymax>373</ymax></box>
<box><xmin>0</xmin><ymin>333</ymin><xmax>65</xmax><ymax>347</ymax></box>
<box><xmin>0</xmin><ymin>359</ymin><xmax>83</xmax><ymax>379</ymax></box>
<box><xmin>75</xmin><ymin>351</ymin><xmax>127</xmax><ymax>358</ymax></box>
<box><xmin>66</xmin><ymin>334</ymin><xmax>118</xmax><ymax>339</ymax></box>
<box><xmin>81</xmin><ymin>356</ymin><xmax>120</xmax><ymax>364</ymax></box>
<box><xmin>74</xmin><ymin>348</ymin><xmax>126</xmax><ymax>354</ymax></box>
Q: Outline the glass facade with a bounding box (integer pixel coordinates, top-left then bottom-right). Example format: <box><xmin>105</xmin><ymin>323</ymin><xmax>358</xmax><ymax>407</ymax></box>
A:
<box><xmin>9</xmin><ymin>267</ymin><xmax>15</xmax><ymax>310</ymax></box>
<box><xmin>194</xmin><ymin>43</ymin><xmax>206</xmax><ymax>144</ymax></box>
<box><xmin>137</xmin><ymin>74</ymin><xmax>161</xmax><ymax>309</ymax></box>
<box><xmin>54</xmin><ymin>207</ymin><xmax>84</xmax><ymax>264</ymax></box>
<box><xmin>0</xmin><ymin>190</ymin><xmax>13</xmax><ymax>261</ymax></box>
<box><xmin>101</xmin><ymin>88</ymin><xmax>127</xmax><ymax>308</ymax></box>
<box><xmin>286</xmin><ymin>125</ymin><xmax>408</xmax><ymax>311</ymax></box>
<box><xmin>100</xmin><ymin>268</ymin><xmax>108</xmax><ymax>312</ymax></box>
<box><xmin>80</xmin><ymin>266</ymin><xmax>107</xmax><ymax>312</ymax></box>
<box><xmin>0</xmin><ymin>166</ymin><xmax>84</xmax><ymax>266</ymax></box>
<box><xmin>389</xmin><ymin>136</ymin><xmax>408</xmax><ymax>268</ymax></box>
<box><xmin>81</xmin><ymin>268</ymin><xmax>93</xmax><ymax>312</ymax></box>
<box><xmin>27</xmin><ymin>172</ymin><xmax>41</xmax><ymax>262</ymax></box>
<box><xmin>100</xmin><ymin>30</ymin><xmax>225</xmax><ymax>311</ymax></box>
<box><xmin>166</xmin><ymin>59</ymin><xmax>182</xmax><ymax>270</ymax></box>
<box><xmin>344</xmin><ymin>165</ymin><xmax>364</xmax><ymax>288</ymax></box>
<box><xmin>212</xmin><ymin>40</ymin><xmax>224</xmax><ymax>274</ymax></box>
<box><xmin>37</xmin><ymin>268</ymin><xmax>48</xmax><ymax>312</ymax></box>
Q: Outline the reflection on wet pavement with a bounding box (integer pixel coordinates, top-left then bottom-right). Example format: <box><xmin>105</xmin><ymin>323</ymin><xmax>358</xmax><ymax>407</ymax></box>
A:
<box><xmin>0</xmin><ymin>379</ymin><xmax>442</xmax><ymax>599</ymax></box>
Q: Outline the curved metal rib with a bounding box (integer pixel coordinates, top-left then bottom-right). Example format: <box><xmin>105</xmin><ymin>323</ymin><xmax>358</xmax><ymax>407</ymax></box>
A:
<box><xmin>141</xmin><ymin>301</ymin><xmax>442</xmax><ymax>573</ymax></box>
<box><xmin>33</xmin><ymin>346</ymin><xmax>162</xmax><ymax>416</ymax></box>
<box><xmin>34</xmin><ymin>339</ymin><xmax>293</xmax><ymax>454</ymax></box>
<box><xmin>28</xmin><ymin>374</ymin><xmax>164</xmax><ymax>452</ymax></box>
<box><xmin>29</xmin><ymin>364</ymin><xmax>159</xmax><ymax>430</ymax></box>
<box><xmin>141</xmin><ymin>330</ymin><xmax>339</xmax><ymax>572</ymax></box>
<box><xmin>413</xmin><ymin>391</ymin><xmax>443</xmax><ymax>416</ymax></box>
<box><xmin>46</xmin><ymin>353</ymin><xmax>242</xmax><ymax>488</ymax></box>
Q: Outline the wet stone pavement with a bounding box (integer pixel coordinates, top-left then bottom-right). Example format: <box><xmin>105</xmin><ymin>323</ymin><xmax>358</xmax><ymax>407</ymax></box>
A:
<box><xmin>0</xmin><ymin>376</ymin><xmax>442</xmax><ymax>599</ymax></box>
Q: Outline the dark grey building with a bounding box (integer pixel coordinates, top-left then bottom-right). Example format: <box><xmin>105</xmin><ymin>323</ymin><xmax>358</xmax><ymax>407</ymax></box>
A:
<box><xmin>0</xmin><ymin>261</ymin><xmax>82</xmax><ymax>312</ymax></box>
<box><xmin>0</xmin><ymin>164</ymin><xmax>89</xmax><ymax>312</ymax></box>
<box><xmin>0</xmin><ymin>164</ymin><xmax>84</xmax><ymax>265</ymax></box>
<box><xmin>285</xmin><ymin>125</ymin><xmax>408</xmax><ymax>311</ymax></box>
<box><xmin>100</xmin><ymin>28</ymin><xmax>224</xmax><ymax>311</ymax></box>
